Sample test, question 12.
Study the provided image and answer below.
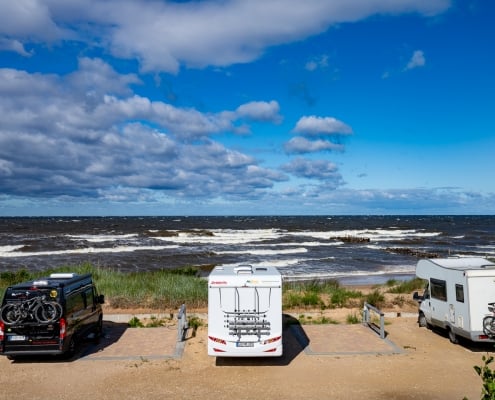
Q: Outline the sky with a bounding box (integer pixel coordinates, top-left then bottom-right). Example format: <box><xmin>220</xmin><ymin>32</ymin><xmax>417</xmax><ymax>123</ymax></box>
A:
<box><xmin>0</xmin><ymin>0</ymin><xmax>494</xmax><ymax>216</ymax></box>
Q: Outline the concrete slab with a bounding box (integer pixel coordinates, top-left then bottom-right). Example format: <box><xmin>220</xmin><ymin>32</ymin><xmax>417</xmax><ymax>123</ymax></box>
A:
<box><xmin>79</xmin><ymin>321</ymin><xmax>184</xmax><ymax>361</ymax></box>
<box><xmin>291</xmin><ymin>323</ymin><xmax>404</xmax><ymax>356</ymax></box>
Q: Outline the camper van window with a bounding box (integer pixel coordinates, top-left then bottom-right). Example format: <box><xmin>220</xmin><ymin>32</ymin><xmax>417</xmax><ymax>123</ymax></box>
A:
<box><xmin>430</xmin><ymin>278</ymin><xmax>447</xmax><ymax>302</ymax></box>
<box><xmin>455</xmin><ymin>284</ymin><xmax>464</xmax><ymax>303</ymax></box>
<box><xmin>66</xmin><ymin>292</ymin><xmax>85</xmax><ymax>314</ymax></box>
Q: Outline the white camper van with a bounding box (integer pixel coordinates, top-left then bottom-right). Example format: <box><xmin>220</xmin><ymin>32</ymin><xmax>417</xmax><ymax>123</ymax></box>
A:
<box><xmin>414</xmin><ymin>257</ymin><xmax>495</xmax><ymax>344</ymax></box>
<box><xmin>207</xmin><ymin>265</ymin><xmax>283</xmax><ymax>357</ymax></box>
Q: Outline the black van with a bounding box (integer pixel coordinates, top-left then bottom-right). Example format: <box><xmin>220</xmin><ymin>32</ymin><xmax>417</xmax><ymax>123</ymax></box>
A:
<box><xmin>0</xmin><ymin>273</ymin><xmax>104</xmax><ymax>359</ymax></box>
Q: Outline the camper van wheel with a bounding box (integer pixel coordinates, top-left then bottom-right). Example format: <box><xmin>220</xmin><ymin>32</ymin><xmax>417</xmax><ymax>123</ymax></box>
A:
<box><xmin>418</xmin><ymin>313</ymin><xmax>427</xmax><ymax>328</ymax></box>
<box><xmin>448</xmin><ymin>328</ymin><xmax>458</xmax><ymax>344</ymax></box>
<box><xmin>63</xmin><ymin>337</ymin><xmax>77</xmax><ymax>359</ymax></box>
<box><xmin>94</xmin><ymin>316</ymin><xmax>103</xmax><ymax>343</ymax></box>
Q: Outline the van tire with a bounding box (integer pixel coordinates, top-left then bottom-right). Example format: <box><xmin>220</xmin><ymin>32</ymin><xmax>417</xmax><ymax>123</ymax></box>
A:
<box><xmin>448</xmin><ymin>328</ymin><xmax>458</xmax><ymax>344</ymax></box>
<box><xmin>418</xmin><ymin>313</ymin><xmax>427</xmax><ymax>328</ymax></box>
<box><xmin>94</xmin><ymin>316</ymin><xmax>103</xmax><ymax>343</ymax></box>
<box><xmin>63</xmin><ymin>337</ymin><xmax>77</xmax><ymax>359</ymax></box>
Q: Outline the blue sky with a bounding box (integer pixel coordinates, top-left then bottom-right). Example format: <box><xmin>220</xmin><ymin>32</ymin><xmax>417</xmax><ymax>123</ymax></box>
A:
<box><xmin>0</xmin><ymin>0</ymin><xmax>494</xmax><ymax>216</ymax></box>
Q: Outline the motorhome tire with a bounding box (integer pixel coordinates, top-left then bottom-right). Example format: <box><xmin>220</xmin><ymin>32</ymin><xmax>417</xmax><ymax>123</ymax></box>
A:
<box><xmin>418</xmin><ymin>313</ymin><xmax>427</xmax><ymax>328</ymax></box>
<box><xmin>448</xmin><ymin>328</ymin><xmax>458</xmax><ymax>344</ymax></box>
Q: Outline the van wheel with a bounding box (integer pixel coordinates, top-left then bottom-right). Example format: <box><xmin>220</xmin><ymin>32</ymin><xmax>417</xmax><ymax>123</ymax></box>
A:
<box><xmin>448</xmin><ymin>329</ymin><xmax>458</xmax><ymax>344</ymax></box>
<box><xmin>418</xmin><ymin>313</ymin><xmax>427</xmax><ymax>328</ymax></box>
<box><xmin>94</xmin><ymin>316</ymin><xmax>103</xmax><ymax>343</ymax></box>
<box><xmin>64</xmin><ymin>337</ymin><xmax>77</xmax><ymax>359</ymax></box>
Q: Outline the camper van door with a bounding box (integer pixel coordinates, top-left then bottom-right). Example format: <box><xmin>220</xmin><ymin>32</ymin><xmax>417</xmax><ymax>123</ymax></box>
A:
<box><xmin>419</xmin><ymin>281</ymin><xmax>433</xmax><ymax>324</ymax></box>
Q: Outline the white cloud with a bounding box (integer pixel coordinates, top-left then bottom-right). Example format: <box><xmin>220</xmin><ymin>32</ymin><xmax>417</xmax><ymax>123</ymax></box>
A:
<box><xmin>0</xmin><ymin>61</ymin><xmax>286</xmax><ymax>201</ymax></box>
<box><xmin>284</xmin><ymin>137</ymin><xmax>344</xmax><ymax>154</ymax></box>
<box><xmin>405</xmin><ymin>50</ymin><xmax>426</xmax><ymax>70</ymax></box>
<box><xmin>293</xmin><ymin>115</ymin><xmax>353</xmax><ymax>136</ymax></box>
<box><xmin>0</xmin><ymin>38</ymin><xmax>32</xmax><ymax>56</ymax></box>
<box><xmin>305</xmin><ymin>55</ymin><xmax>329</xmax><ymax>71</ymax></box>
<box><xmin>0</xmin><ymin>0</ymin><xmax>450</xmax><ymax>73</ymax></box>
<box><xmin>235</xmin><ymin>100</ymin><xmax>282</xmax><ymax>123</ymax></box>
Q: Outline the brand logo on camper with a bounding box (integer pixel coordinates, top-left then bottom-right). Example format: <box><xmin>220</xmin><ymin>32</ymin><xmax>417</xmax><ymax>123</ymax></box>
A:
<box><xmin>211</xmin><ymin>281</ymin><xmax>228</xmax><ymax>285</ymax></box>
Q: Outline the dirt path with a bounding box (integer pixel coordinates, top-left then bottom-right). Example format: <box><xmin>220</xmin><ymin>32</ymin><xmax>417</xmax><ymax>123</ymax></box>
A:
<box><xmin>0</xmin><ymin>315</ymin><xmax>489</xmax><ymax>400</ymax></box>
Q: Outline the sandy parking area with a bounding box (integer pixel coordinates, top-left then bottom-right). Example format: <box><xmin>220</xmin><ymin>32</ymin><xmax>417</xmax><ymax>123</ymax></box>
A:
<box><xmin>0</xmin><ymin>310</ymin><xmax>491</xmax><ymax>400</ymax></box>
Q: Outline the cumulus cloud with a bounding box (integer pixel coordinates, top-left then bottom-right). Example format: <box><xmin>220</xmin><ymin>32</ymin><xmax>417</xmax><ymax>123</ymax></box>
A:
<box><xmin>286</xmin><ymin>115</ymin><xmax>352</xmax><ymax>155</ymax></box>
<box><xmin>305</xmin><ymin>55</ymin><xmax>329</xmax><ymax>71</ymax></box>
<box><xmin>235</xmin><ymin>100</ymin><xmax>282</xmax><ymax>123</ymax></box>
<box><xmin>284</xmin><ymin>137</ymin><xmax>344</xmax><ymax>154</ymax></box>
<box><xmin>405</xmin><ymin>50</ymin><xmax>426</xmax><ymax>70</ymax></box>
<box><xmin>293</xmin><ymin>116</ymin><xmax>353</xmax><ymax>136</ymax></box>
<box><xmin>0</xmin><ymin>60</ymin><xmax>286</xmax><ymax>201</ymax></box>
<box><xmin>0</xmin><ymin>38</ymin><xmax>32</xmax><ymax>56</ymax></box>
<box><xmin>282</xmin><ymin>157</ymin><xmax>343</xmax><ymax>186</ymax></box>
<box><xmin>0</xmin><ymin>0</ymin><xmax>450</xmax><ymax>73</ymax></box>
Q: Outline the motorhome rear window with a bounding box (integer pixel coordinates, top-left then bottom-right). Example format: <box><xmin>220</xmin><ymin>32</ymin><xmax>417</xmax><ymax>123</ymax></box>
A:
<box><xmin>430</xmin><ymin>278</ymin><xmax>447</xmax><ymax>301</ymax></box>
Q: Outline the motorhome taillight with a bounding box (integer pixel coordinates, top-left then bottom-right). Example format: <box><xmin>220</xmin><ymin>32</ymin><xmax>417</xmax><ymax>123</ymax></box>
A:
<box><xmin>263</xmin><ymin>336</ymin><xmax>281</xmax><ymax>345</ymax></box>
<box><xmin>0</xmin><ymin>321</ymin><xmax>4</xmax><ymax>341</ymax></box>
<box><xmin>59</xmin><ymin>318</ymin><xmax>66</xmax><ymax>339</ymax></box>
<box><xmin>208</xmin><ymin>336</ymin><xmax>226</xmax><ymax>345</ymax></box>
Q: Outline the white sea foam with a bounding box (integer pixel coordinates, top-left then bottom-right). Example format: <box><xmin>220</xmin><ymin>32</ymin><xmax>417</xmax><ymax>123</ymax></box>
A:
<box><xmin>0</xmin><ymin>245</ymin><xmax>25</xmax><ymax>254</ymax></box>
<box><xmin>67</xmin><ymin>234</ymin><xmax>139</xmax><ymax>242</ymax></box>
<box><xmin>215</xmin><ymin>247</ymin><xmax>308</xmax><ymax>256</ymax></box>
<box><xmin>152</xmin><ymin>228</ymin><xmax>282</xmax><ymax>245</ymax></box>
<box><xmin>220</xmin><ymin>258</ymin><xmax>303</xmax><ymax>269</ymax></box>
<box><xmin>151</xmin><ymin>227</ymin><xmax>440</xmax><ymax>247</ymax></box>
<box><xmin>0</xmin><ymin>245</ymin><xmax>179</xmax><ymax>258</ymax></box>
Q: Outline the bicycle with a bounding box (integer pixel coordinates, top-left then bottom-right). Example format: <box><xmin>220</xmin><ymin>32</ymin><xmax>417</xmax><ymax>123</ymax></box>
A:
<box><xmin>482</xmin><ymin>302</ymin><xmax>495</xmax><ymax>337</ymax></box>
<box><xmin>0</xmin><ymin>295</ymin><xmax>63</xmax><ymax>325</ymax></box>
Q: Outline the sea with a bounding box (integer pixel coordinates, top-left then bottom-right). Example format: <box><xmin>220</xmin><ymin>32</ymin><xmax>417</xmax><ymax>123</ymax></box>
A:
<box><xmin>0</xmin><ymin>215</ymin><xmax>494</xmax><ymax>285</ymax></box>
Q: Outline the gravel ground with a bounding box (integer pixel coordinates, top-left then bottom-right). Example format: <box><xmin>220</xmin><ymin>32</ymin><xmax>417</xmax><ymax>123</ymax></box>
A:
<box><xmin>0</xmin><ymin>309</ymin><xmax>490</xmax><ymax>400</ymax></box>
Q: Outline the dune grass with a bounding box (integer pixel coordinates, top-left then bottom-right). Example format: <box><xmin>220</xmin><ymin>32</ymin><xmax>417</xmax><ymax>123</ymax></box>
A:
<box><xmin>0</xmin><ymin>263</ymin><xmax>208</xmax><ymax>310</ymax></box>
<box><xmin>1</xmin><ymin>264</ymin><xmax>420</xmax><ymax>312</ymax></box>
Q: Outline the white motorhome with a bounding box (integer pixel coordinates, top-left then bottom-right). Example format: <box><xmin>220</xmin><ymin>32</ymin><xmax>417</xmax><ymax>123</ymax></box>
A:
<box><xmin>207</xmin><ymin>265</ymin><xmax>283</xmax><ymax>357</ymax></box>
<box><xmin>414</xmin><ymin>257</ymin><xmax>495</xmax><ymax>344</ymax></box>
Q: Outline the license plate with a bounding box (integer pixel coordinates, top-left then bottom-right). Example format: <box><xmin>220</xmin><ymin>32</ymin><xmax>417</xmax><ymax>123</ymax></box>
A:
<box><xmin>8</xmin><ymin>335</ymin><xmax>26</xmax><ymax>341</ymax></box>
<box><xmin>236</xmin><ymin>342</ymin><xmax>254</xmax><ymax>347</ymax></box>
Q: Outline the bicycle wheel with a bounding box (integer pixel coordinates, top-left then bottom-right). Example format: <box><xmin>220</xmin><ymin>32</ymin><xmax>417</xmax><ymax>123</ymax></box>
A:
<box><xmin>1</xmin><ymin>303</ymin><xmax>22</xmax><ymax>325</ymax></box>
<box><xmin>483</xmin><ymin>316</ymin><xmax>495</xmax><ymax>336</ymax></box>
<box><xmin>35</xmin><ymin>302</ymin><xmax>62</xmax><ymax>323</ymax></box>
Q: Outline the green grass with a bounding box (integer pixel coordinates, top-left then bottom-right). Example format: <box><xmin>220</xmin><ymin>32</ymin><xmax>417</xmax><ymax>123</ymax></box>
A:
<box><xmin>386</xmin><ymin>277</ymin><xmax>426</xmax><ymax>294</ymax></box>
<box><xmin>282</xmin><ymin>279</ymin><xmax>364</xmax><ymax>309</ymax></box>
<box><xmin>0</xmin><ymin>265</ymin><xmax>424</xmax><ymax>312</ymax></box>
<box><xmin>0</xmin><ymin>263</ymin><xmax>208</xmax><ymax>309</ymax></box>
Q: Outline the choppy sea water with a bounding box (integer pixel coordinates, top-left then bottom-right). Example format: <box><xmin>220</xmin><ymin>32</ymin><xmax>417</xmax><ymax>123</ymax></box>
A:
<box><xmin>0</xmin><ymin>216</ymin><xmax>494</xmax><ymax>285</ymax></box>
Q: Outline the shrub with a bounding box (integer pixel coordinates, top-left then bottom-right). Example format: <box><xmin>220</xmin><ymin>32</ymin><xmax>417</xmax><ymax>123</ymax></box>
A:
<box><xmin>329</xmin><ymin>287</ymin><xmax>363</xmax><ymax>308</ymax></box>
<box><xmin>387</xmin><ymin>277</ymin><xmax>426</xmax><ymax>294</ymax></box>
<box><xmin>365</xmin><ymin>289</ymin><xmax>385</xmax><ymax>308</ymax></box>
<box><xmin>473</xmin><ymin>354</ymin><xmax>495</xmax><ymax>400</ymax></box>
<box><xmin>346</xmin><ymin>312</ymin><xmax>361</xmax><ymax>324</ymax></box>
<box><xmin>128</xmin><ymin>316</ymin><xmax>144</xmax><ymax>328</ymax></box>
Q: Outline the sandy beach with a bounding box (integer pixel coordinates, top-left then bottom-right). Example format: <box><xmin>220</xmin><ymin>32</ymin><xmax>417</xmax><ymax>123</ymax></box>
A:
<box><xmin>0</xmin><ymin>288</ymin><xmax>491</xmax><ymax>400</ymax></box>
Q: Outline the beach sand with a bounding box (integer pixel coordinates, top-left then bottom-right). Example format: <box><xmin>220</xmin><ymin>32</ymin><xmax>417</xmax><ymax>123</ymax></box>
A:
<box><xmin>0</xmin><ymin>288</ymin><xmax>490</xmax><ymax>399</ymax></box>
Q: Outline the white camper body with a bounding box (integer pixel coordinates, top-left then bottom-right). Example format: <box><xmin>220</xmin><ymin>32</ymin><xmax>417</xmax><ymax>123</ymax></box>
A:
<box><xmin>207</xmin><ymin>265</ymin><xmax>283</xmax><ymax>357</ymax></box>
<box><xmin>415</xmin><ymin>257</ymin><xmax>495</xmax><ymax>343</ymax></box>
